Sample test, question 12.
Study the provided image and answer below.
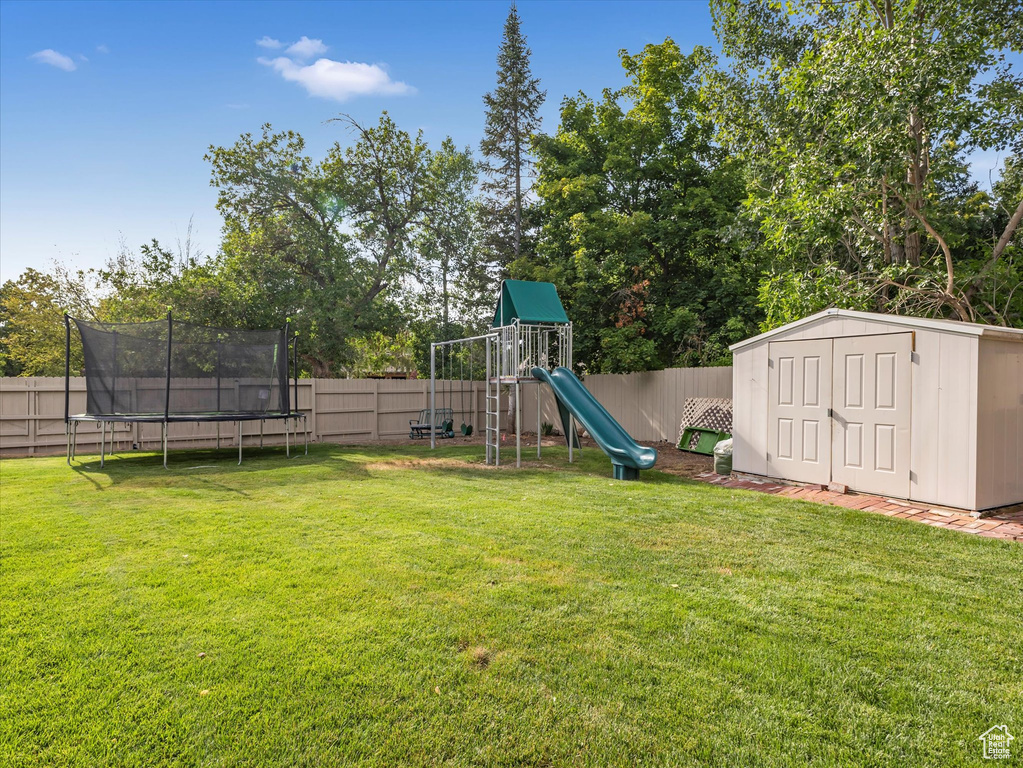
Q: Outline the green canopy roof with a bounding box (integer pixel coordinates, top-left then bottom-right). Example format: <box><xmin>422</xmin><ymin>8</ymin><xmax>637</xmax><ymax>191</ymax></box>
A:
<box><xmin>492</xmin><ymin>280</ymin><xmax>570</xmax><ymax>327</ymax></box>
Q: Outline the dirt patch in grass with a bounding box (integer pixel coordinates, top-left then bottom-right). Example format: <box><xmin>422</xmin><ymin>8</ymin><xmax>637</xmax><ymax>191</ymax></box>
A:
<box><xmin>361</xmin><ymin>436</ymin><xmax>714</xmax><ymax>479</ymax></box>
<box><xmin>467</xmin><ymin>646</ymin><xmax>491</xmax><ymax>669</ymax></box>
<box><xmin>363</xmin><ymin>457</ymin><xmax>480</xmax><ymax>471</ymax></box>
<box><xmin>647</xmin><ymin>443</ymin><xmax>715</xmax><ymax>479</ymax></box>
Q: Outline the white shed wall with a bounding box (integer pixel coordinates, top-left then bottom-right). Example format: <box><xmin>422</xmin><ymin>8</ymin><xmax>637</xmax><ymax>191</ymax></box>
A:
<box><xmin>976</xmin><ymin>338</ymin><xmax>1023</xmax><ymax>510</ymax></box>
<box><xmin>911</xmin><ymin>330</ymin><xmax>977</xmax><ymax>510</ymax></box>
<box><xmin>731</xmin><ymin>343</ymin><xmax>768</xmax><ymax>476</ymax></box>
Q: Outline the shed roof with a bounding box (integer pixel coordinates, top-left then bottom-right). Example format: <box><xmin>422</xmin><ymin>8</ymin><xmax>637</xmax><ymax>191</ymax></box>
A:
<box><xmin>492</xmin><ymin>280</ymin><xmax>570</xmax><ymax>327</ymax></box>
<box><xmin>729</xmin><ymin>309</ymin><xmax>1023</xmax><ymax>351</ymax></box>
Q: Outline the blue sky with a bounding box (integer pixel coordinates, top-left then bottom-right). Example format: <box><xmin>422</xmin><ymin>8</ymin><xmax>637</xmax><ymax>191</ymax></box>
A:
<box><xmin>0</xmin><ymin>1</ymin><xmax>1015</xmax><ymax>284</ymax></box>
<box><xmin>0</xmin><ymin>0</ymin><xmax>721</xmax><ymax>282</ymax></box>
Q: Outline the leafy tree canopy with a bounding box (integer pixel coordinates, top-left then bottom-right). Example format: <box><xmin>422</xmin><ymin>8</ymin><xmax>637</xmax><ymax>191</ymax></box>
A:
<box><xmin>705</xmin><ymin>0</ymin><xmax>1023</xmax><ymax>326</ymax></box>
<box><xmin>0</xmin><ymin>267</ymin><xmax>92</xmax><ymax>376</ymax></box>
<box><xmin>521</xmin><ymin>39</ymin><xmax>762</xmax><ymax>372</ymax></box>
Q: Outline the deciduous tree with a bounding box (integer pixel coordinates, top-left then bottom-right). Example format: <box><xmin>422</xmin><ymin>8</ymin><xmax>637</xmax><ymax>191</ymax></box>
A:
<box><xmin>525</xmin><ymin>40</ymin><xmax>761</xmax><ymax>372</ymax></box>
<box><xmin>705</xmin><ymin>0</ymin><xmax>1023</xmax><ymax>325</ymax></box>
<box><xmin>205</xmin><ymin>115</ymin><xmax>437</xmax><ymax>375</ymax></box>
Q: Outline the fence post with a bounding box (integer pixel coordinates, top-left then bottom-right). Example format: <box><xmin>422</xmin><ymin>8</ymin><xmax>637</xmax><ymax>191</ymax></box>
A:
<box><xmin>372</xmin><ymin>380</ymin><xmax>380</xmax><ymax>440</ymax></box>
<box><xmin>307</xmin><ymin>379</ymin><xmax>314</xmax><ymax>443</ymax></box>
<box><xmin>27</xmin><ymin>380</ymin><xmax>37</xmax><ymax>456</ymax></box>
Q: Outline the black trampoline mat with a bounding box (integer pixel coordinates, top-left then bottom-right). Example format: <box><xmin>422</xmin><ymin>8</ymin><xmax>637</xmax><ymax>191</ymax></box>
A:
<box><xmin>69</xmin><ymin>412</ymin><xmax>302</xmax><ymax>423</ymax></box>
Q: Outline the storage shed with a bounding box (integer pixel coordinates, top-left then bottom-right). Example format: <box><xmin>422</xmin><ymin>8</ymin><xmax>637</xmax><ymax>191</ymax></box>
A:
<box><xmin>730</xmin><ymin>309</ymin><xmax>1023</xmax><ymax>511</ymax></box>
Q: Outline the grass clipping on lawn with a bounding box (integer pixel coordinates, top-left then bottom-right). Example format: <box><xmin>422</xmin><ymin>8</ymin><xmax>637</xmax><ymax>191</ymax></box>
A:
<box><xmin>1</xmin><ymin>443</ymin><xmax>1020</xmax><ymax>767</ymax></box>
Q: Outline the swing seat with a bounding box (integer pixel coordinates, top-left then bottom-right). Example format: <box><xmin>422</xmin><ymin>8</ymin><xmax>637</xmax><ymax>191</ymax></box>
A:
<box><xmin>410</xmin><ymin>408</ymin><xmax>455</xmax><ymax>439</ymax></box>
<box><xmin>461</xmin><ymin>423</ymin><xmax>473</xmax><ymax>436</ymax></box>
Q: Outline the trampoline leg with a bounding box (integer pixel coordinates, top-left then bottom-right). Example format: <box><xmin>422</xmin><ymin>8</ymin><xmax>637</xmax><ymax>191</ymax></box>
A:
<box><xmin>163</xmin><ymin>423</ymin><xmax>168</xmax><ymax>469</ymax></box>
<box><xmin>71</xmin><ymin>421</ymin><xmax>78</xmax><ymax>462</ymax></box>
<box><xmin>217</xmin><ymin>423</ymin><xmax>221</xmax><ymax>451</ymax></box>
<box><xmin>260</xmin><ymin>420</ymin><xmax>264</xmax><ymax>449</ymax></box>
<box><xmin>100</xmin><ymin>421</ymin><xmax>106</xmax><ymax>468</ymax></box>
<box><xmin>238</xmin><ymin>421</ymin><xmax>243</xmax><ymax>465</ymax></box>
<box><xmin>285</xmin><ymin>418</ymin><xmax>290</xmax><ymax>458</ymax></box>
<box><xmin>304</xmin><ymin>415</ymin><xmax>309</xmax><ymax>455</ymax></box>
<box><xmin>66</xmin><ymin>423</ymin><xmax>71</xmax><ymax>466</ymax></box>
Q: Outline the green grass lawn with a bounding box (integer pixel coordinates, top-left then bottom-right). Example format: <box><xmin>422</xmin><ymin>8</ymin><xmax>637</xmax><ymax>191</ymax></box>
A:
<box><xmin>1</xmin><ymin>443</ymin><xmax>1020</xmax><ymax>767</ymax></box>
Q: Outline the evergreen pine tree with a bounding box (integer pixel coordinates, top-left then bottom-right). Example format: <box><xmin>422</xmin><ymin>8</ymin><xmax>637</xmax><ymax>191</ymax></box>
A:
<box><xmin>480</xmin><ymin>3</ymin><xmax>545</xmax><ymax>273</ymax></box>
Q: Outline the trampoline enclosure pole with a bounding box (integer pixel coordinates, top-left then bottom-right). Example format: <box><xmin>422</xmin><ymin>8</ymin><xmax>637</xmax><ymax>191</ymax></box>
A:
<box><xmin>111</xmin><ymin>330</ymin><xmax>118</xmax><ymax>414</ymax></box>
<box><xmin>63</xmin><ymin>314</ymin><xmax>70</xmax><ymax>426</ymax></box>
<box><xmin>283</xmin><ymin>321</ymin><xmax>290</xmax><ymax>415</ymax></box>
<box><xmin>64</xmin><ymin>314</ymin><xmax>71</xmax><ymax>464</ymax></box>
<box><xmin>291</xmin><ymin>327</ymin><xmax>300</xmax><ymax>446</ymax></box>
<box><xmin>165</xmin><ymin>311</ymin><xmax>172</xmax><ymax>468</ymax></box>
<box><xmin>165</xmin><ymin>312</ymin><xmax>172</xmax><ymax>420</ymax></box>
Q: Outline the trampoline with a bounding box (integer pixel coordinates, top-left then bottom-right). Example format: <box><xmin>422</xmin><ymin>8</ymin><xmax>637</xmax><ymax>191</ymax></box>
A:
<box><xmin>65</xmin><ymin>313</ymin><xmax>307</xmax><ymax>468</ymax></box>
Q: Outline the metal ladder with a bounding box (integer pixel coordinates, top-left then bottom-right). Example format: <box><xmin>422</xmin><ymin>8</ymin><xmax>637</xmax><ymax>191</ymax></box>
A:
<box><xmin>485</xmin><ymin>335</ymin><xmax>500</xmax><ymax>465</ymax></box>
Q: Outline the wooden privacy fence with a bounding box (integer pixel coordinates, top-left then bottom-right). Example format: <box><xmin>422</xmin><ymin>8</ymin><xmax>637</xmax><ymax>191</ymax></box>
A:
<box><xmin>0</xmin><ymin>368</ymin><xmax>731</xmax><ymax>457</ymax></box>
<box><xmin>572</xmin><ymin>367</ymin><xmax>733</xmax><ymax>442</ymax></box>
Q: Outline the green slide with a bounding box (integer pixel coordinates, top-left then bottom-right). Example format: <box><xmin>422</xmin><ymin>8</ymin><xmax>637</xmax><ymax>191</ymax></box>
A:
<box><xmin>532</xmin><ymin>366</ymin><xmax>657</xmax><ymax>480</ymax></box>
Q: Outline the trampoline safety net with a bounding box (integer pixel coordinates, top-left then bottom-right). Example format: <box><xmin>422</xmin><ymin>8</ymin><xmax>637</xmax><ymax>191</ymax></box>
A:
<box><xmin>71</xmin><ymin>316</ymin><xmax>290</xmax><ymax>418</ymax></box>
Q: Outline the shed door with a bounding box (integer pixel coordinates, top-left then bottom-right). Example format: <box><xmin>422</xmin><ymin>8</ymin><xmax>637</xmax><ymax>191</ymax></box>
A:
<box><xmin>767</xmin><ymin>339</ymin><xmax>832</xmax><ymax>485</ymax></box>
<box><xmin>831</xmin><ymin>334</ymin><xmax>912</xmax><ymax>498</ymax></box>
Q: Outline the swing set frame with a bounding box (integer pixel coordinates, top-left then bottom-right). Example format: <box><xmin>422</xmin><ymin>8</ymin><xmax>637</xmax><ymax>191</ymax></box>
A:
<box><xmin>429</xmin><ymin>319</ymin><xmax>573</xmax><ymax>468</ymax></box>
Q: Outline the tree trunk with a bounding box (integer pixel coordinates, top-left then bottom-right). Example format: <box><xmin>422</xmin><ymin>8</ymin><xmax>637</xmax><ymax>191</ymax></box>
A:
<box><xmin>903</xmin><ymin>109</ymin><xmax>928</xmax><ymax>267</ymax></box>
<box><xmin>305</xmin><ymin>355</ymin><xmax>331</xmax><ymax>378</ymax></box>
<box><xmin>963</xmin><ymin>196</ymin><xmax>1023</xmax><ymax>306</ymax></box>
<box><xmin>442</xmin><ymin>258</ymin><xmax>450</xmax><ymax>338</ymax></box>
<box><xmin>513</xmin><ymin>108</ymin><xmax>522</xmax><ymax>260</ymax></box>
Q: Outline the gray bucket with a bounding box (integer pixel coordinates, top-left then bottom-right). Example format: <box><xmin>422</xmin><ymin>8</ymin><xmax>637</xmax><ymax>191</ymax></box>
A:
<box><xmin>713</xmin><ymin>437</ymin><xmax>733</xmax><ymax>476</ymax></box>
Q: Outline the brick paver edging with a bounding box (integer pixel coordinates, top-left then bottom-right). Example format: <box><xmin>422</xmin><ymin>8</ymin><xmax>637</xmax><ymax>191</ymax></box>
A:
<box><xmin>694</xmin><ymin>473</ymin><xmax>1023</xmax><ymax>543</ymax></box>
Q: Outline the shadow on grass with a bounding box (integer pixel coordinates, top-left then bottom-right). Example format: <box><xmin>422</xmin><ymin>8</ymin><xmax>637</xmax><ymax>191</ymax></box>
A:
<box><xmin>63</xmin><ymin>441</ymin><xmax>699</xmax><ymax>492</ymax></box>
<box><xmin>66</xmin><ymin>444</ymin><xmax>371</xmax><ymax>488</ymax></box>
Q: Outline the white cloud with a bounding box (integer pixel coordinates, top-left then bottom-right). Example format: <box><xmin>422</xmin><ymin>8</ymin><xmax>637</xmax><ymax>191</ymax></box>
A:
<box><xmin>259</xmin><ymin>56</ymin><xmax>414</xmax><ymax>102</ymax></box>
<box><xmin>285</xmin><ymin>36</ymin><xmax>328</xmax><ymax>59</ymax></box>
<box><xmin>30</xmin><ymin>49</ymin><xmax>76</xmax><ymax>72</ymax></box>
<box><xmin>96</xmin><ymin>44</ymin><xmax>109</xmax><ymax>54</ymax></box>
<box><xmin>256</xmin><ymin>36</ymin><xmax>282</xmax><ymax>49</ymax></box>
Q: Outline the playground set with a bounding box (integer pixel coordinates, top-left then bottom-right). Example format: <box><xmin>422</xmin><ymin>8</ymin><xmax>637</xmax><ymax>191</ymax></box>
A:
<box><xmin>429</xmin><ymin>280</ymin><xmax>657</xmax><ymax>480</ymax></box>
